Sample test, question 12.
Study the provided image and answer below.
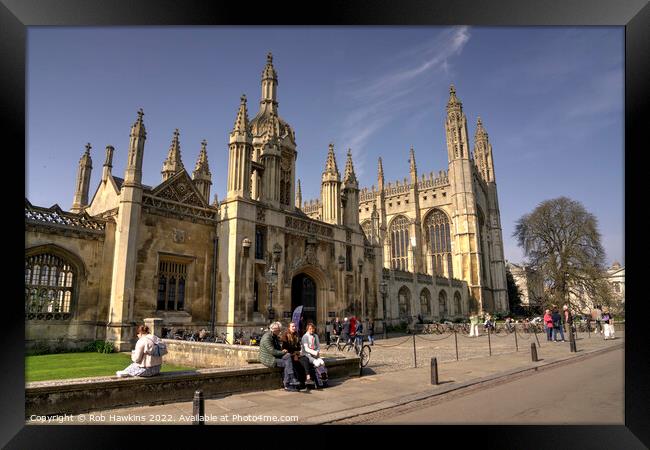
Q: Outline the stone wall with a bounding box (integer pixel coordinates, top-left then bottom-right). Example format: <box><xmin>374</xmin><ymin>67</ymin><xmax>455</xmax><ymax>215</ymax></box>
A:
<box><xmin>162</xmin><ymin>339</ymin><xmax>261</xmax><ymax>368</ymax></box>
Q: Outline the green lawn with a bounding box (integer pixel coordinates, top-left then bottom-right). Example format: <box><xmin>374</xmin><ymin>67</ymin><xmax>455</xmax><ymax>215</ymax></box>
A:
<box><xmin>25</xmin><ymin>352</ymin><xmax>195</xmax><ymax>382</ymax></box>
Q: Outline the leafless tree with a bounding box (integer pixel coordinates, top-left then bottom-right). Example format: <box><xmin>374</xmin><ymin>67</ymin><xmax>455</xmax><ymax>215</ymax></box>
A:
<box><xmin>513</xmin><ymin>197</ymin><xmax>616</xmax><ymax>312</ymax></box>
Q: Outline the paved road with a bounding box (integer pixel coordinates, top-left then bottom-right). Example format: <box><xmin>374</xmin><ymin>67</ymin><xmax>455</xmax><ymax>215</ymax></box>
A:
<box><xmin>374</xmin><ymin>347</ymin><xmax>624</xmax><ymax>424</ymax></box>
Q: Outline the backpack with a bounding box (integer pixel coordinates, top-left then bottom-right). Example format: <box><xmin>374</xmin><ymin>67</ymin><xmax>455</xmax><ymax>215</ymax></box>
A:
<box><xmin>147</xmin><ymin>338</ymin><xmax>168</xmax><ymax>357</ymax></box>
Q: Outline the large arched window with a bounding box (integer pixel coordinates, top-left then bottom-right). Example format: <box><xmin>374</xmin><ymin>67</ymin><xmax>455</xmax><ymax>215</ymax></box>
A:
<box><xmin>25</xmin><ymin>251</ymin><xmax>76</xmax><ymax>319</ymax></box>
<box><xmin>390</xmin><ymin>215</ymin><xmax>410</xmax><ymax>271</ymax></box>
<box><xmin>157</xmin><ymin>257</ymin><xmax>190</xmax><ymax>311</ymax></box>
<box><xmin>454</xmin><ymin>291</ymin><xmax>462</xmax><ymax>316</ymax></box>
<box><xmin>420</xmin><ymin>288</ymin><xmax>431</xmax><ymax>316</ymax></box>
<box><xmin>425</xmin><ymin>209</ymin><xmax>453</xmax><ymax>278</ymax></box>
<box><xmin>438</xmin><ymin>290</ymin><xmax>448</xmax><ymax>318</ymax></box>
<box><xmin>398</xmin><ymin>286</ymin><xmax>411</xmax><ymax>320</ymax></box>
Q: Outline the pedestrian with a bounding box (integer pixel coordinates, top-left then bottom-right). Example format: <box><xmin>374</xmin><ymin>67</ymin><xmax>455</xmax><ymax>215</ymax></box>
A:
<box><xmin>563</xmin><ymin>304</ymin><xmax>574</xmax><ymax>340</ymax></box>
<box><xmin>551</xmin><ymin>308</ymin><xmax>565</xmax><ymax>342</ymax></box>
<box><xmin>355</xmin><ymin>318</ymin><xmax>364</xmax><ymax>346</ymax></box>
<box><xmin>116</xmin><ymin>325</ymin><xmax>164</xmax><ymax>378</ymax></box>
<box><xmin>341</xmin><ymin>317</ymin><xmax>351</xmax><ymax>345</ymax></box>
<box><xmin>602</xmin><ymin>309</ymin><xmax>615</xmax><ymax>340</ymax></box>
<box><xmin>367</xmin><ymin>319</ymin><xmax>375</xmax><ymax>345</ymax></box>
<box><xmin>349</xmin><ymin>316</ymin><xmax>357</xmax><ymax>345</ymax></box>
<box><xmin>469</xmin><ymin>311</ymin><xmax>480</xmax><ymax>337</ymax></box>
<box><xmin>543</xmin><ymin>309</ymin><xmax>553</xmax><ymax>341</ymax></box>
<box><xmin>523</xmin><ymin>318</ymin><xmax>530</xmax><ymax>334</ymax></box>
<box><xmin>259</xmin><ymin>321</ymin><xmax>301</xmax><ymax>392</ymax></box>
<box><xmin>325</xmin><ymin>319</ymin><xmax>332</xmax><ymax>345</ymax></box>
<box><xmin>594</xmin><ymin>305</ymin><xmax>603</xmax><ymax>334</ymax></box>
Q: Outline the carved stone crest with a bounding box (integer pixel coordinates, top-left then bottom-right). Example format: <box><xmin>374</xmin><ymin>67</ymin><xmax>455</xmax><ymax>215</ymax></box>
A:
<box><xmin>257</xmin><ymin>207</ymin><xmax>266</xmax><ymax>222</ymax></box>
<box><xmin>172</xmin><ymin>229</ymin><xmax>186</xmax><ymax>243</ymax></box>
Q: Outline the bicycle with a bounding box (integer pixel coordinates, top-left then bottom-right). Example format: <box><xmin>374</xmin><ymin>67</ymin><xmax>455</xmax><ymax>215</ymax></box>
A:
<box><xmin>214</xmin><ymin>332</ymin><xmax>230</xmax><ymax>345</ymax></box>
<box><xmin>352</xmin><ymin>336</ymin><xmax>371</xmax><ymax>367</ymax></box>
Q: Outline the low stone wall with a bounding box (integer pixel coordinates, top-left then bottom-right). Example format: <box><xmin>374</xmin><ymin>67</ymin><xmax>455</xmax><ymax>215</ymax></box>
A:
<box><xmin>161</xmin><ymin>339</ymin><xmax>260</xmax><ymax>368</ymax></box>
<box><xmin>25</xmin><ymin>356</ymin><xmax>360</xmax><ymax>417</ymax></box>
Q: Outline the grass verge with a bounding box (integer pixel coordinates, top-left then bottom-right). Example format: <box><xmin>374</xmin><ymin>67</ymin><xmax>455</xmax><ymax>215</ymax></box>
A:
<box><xmin>26</xmin><ymin>352</ymin><xmax>195</xmax><ymax>382</ymax></box>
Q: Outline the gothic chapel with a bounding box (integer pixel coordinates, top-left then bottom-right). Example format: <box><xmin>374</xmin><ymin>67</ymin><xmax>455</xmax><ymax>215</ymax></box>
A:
<box><xmin>25</xmin><ymin>53</ymin><xmax>507</xmax><ymax>350</ymax></box>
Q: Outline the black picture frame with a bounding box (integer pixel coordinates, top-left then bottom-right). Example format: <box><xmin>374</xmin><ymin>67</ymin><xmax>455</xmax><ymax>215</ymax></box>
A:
<box><xmin>4</xmin><ymin>0</ymin><xmax>647</xmax><ymax>447</ymax></box>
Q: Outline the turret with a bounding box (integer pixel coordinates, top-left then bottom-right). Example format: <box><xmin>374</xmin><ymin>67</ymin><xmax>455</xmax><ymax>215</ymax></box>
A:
<box><xmin>161</xmin><ymin>129</ymin><xmax>184</xmax><ymax>182</ymax></box>
<box><xmin>260</xmin><ymin>111</ymin><xmax>281</xmax><ymax>205</ymax></box>
<box><xmin>71</xmin><ymin>143</ymin><xmax>93</xmax><ymax>213</ymax></box>
<box><xmin>260</xmin><ymin>52</ymin><xmax>278</xmax><ymax>112</ymax></box>
<box><xmin>102</xmin><ymin>145</ymin><xmax>114</xmax><ymax>182</ymax></box>
<box><xmin>320</xmin><ymin>143</ymin><xmax>341</xmax><ymax>225</ymax></box>
<box><xmin>445</xmin><ymin>84</ymin><xmax>471</xmax><ymax>162</ymax></box>
<box><xmin>342</xmin><ymin>149</ymin><xmax>360</xmax><ymax>228</ymax></box>
<box><xmin>227</xmin><ymin>95</ymin><xmax>253</xmax><ymax>200</ymax></box>
<box><xmin>473</xmin><ymin>117</ymin><xmax>495</xmax><ymax>183</ymax></box>
<box><xmin>124</xmin><ymin>108</ymin><xmax>146</xmax><ymax>186</ymax></box>
<box><xmin>192</xmin><ymin>139</ymin><xmax>212</xmax><ymax>202</ymax></box>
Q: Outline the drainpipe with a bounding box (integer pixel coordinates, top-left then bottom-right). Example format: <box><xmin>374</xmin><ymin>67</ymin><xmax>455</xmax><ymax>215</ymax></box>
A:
<box><xmin>210</xmin><ymin>237</ymin><xmax>218</xmax><ymax>336</ymax></box>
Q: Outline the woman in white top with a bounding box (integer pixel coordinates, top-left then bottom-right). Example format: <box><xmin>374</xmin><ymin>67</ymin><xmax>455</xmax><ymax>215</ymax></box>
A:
<box><xmin>116</xmin><ymin>325</ymin><xmax>163</xmax><ymax>378</ymax></box>
<box><xmin>300</xmin><ymin>322</ymin><xmax>325</xmax><ymax>385</ymax></box>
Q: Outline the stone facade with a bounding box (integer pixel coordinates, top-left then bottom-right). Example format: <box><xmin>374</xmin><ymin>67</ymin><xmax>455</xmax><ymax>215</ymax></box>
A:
<box><xmin>506</xmin><ymin>261</ymin><xmax>544</xmax><ymax>310</ymax></box>
<box><xmin>25</xmin><ymin>54</ymin><xmax>508</xmax><ymax>351</ymax></box>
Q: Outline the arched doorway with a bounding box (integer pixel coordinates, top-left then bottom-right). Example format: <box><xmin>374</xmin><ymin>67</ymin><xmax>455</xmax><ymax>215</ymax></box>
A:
<box><xmin>291</xmin><ymin>273</ymin><xmax>317</xmax><ymax>326</ymax></box>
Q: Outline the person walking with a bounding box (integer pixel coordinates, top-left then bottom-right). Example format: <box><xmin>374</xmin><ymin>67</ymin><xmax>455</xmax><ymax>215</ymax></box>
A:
<box><xmin>341</xmin><ymin>317</ymin><xmax>351</xmax><ymax>345</ymax></box>
<box><xmin>594</xmin><ymin>305</ymin><xmax>603</xmax><ymax>334</ymax></box>
<box><xmin>325</xmin><ymin>319</ymin><xmax>332</xmax><ymax>346</ymax></box>
<box><xmin>602</xmin><ymin>308</ymin><xmax>615</xmax><ymax>340</ymax></box>
<box><xmin>367</xmin><ymin>319</ymin><xmax>375</xmax><ymax>345</ymax></box>
<box><xmin>563</xmin><ymin>304</ymin><xmax>574</xmax><ymax>341</ymax></box>
<box><xmin>544</xmin><ymin>309</ymin><xmax>554</xmax><ymax>342</ymax></box>
<box><xmin>551</xmin><ymin>308</ymin><xmax>565</xmax><ymax>342</ymax></box>
<box><xmin>469</xmin><ymin>311</ymin><xmax>480</xmax><ymax>337</ymax></box>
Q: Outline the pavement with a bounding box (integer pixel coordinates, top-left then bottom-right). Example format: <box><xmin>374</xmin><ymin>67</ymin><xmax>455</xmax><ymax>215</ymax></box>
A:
<box><xmin>26</xmin><ymin>331</ymin><xmax>623</xmax><ymax>425</ymax></box>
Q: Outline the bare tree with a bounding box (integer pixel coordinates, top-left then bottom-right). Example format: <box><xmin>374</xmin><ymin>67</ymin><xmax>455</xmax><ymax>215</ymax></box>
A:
<box><xmin>513</xmin><ymin>197</ymin><xmax>615</xmax><ymax>312</ymax></box>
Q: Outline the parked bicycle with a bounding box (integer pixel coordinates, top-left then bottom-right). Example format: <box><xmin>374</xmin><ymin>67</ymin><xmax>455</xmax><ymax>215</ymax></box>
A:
<box><xmin>353</xmin><ymin>336</ymin><xmax>371</xmax><ymax>367</ymax></box>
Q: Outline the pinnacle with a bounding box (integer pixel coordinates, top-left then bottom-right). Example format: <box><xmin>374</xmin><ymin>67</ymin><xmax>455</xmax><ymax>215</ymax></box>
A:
<box><xmin>378</xmin><ymin>157</ymin><xmax>384</xmax><ymax>179</ymax></box>
<box><xmin>84</xmin><ymin>143</ymin><xmax>91</xmax><ymax>155</ymax></box>
<box><xmin>323</xmin><ymin>143</ymin><xmax>340</xmax><ymax>178</ymax></box>
<box><xmin>343</xmin><ymin>148</ymin><xmax>358</xmax><ymax>186</ymax></box>
<box><xmin>194</xmin><ymin>139</ymin><xmax>211</xmax><ymax>178</ymax></box>
<box><xmin>409</xmin><ymin>147</ymin><xmax>417</xmax><ymax>173</ymax></box>
<box><xmin>232</xmin><ymin>95</ymin><xmax>250</xmax><ymax>135</ymax></box>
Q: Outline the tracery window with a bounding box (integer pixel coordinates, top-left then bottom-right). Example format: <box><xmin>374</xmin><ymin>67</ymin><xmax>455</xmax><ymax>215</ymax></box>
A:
<box><xmin>425</xmin><ymin>209</ymin><xmax>453</xmax><ymax>278</ymax></box>
<box><xmin>420</xmin><ymin>288</ymin><xmax>431</xmax><ymax>316</ymax></box>
<box><xmin>398</xmin><ymin>286</ymin><xmax>411</xmax><ymax>320</ymax></box>
<box><xmin>157</xmin><ymin>258</ymin><xmax>189</xmax><ymax>311</ymax></box>
<box><xmin>390</xmin><ymin>215</ymin><xmax>410</xmax><ymax>271</ymax></box>
<box><xmin>25</xmin><ymin>253</ymin><xmax>75</xmax><ymax>319</ymax></box>
<box><xmin>438</xmin><ymin>290</ymin><xmax>448</xmax><ymax>318</ymax></box>
<box><xmin>454</xmin><ymin>291</ymin><xmax>462</xmax><ymax>316</ymax></box>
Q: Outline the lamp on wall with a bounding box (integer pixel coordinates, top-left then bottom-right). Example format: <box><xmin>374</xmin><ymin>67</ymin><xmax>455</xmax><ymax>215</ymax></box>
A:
<box><xmin>266</xmin><ymin>263</ymin><xmax>278</xmax><ymax>324</ymax></box>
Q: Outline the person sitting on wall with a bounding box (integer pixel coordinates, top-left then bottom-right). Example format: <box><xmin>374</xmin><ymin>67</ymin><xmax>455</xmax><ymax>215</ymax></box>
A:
<box><xmin>116</xmin><ymin>325</ymin><xmax>163</xmax><ymax>378</ymax></box>
<box><xmin>280</xmin><ymin>321</ymin><xmax>306</xmax><ymax>387</ymax></box>
<box><xmin>259</xmin><ymin>321</ymin><xmax>301</xmax><ymax>392</ymax></box>
<box><xmin>300</xmin><ymin>322</ymin><xmax>326</xmax><ymax>387</ymax></box>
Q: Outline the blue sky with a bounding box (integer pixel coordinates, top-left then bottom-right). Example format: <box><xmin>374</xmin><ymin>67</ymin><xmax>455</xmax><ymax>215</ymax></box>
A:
<box><xmin>26</xmin><ymin>27</ymin><xmax>624</xmax><ymax>266</ymax></box>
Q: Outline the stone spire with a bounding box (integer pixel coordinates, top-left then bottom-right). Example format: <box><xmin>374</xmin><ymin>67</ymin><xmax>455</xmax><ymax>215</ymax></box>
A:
<box><xmin>409</xmin><ymin>146</ymin><xmax>418</xmax><ymax>185</ymax></box>
<box><xmin>295</xmin><ymin>179</ymin><xmax>302</xmax><ymax>209</ymax></box>
<box><xmin>193</xmin><ymin>139</ymin><xmax>212</xmax><ymax>202</ymax></box>
<box><xmin>447</xmin><ymin>84</ymin><xmax>462</xmax><ymax>110</ymax></box>
<box><xmin>161</xmin><ymin>129</ymin><xmax>185</xmax><ymax>181</ymax></box>
<box><xmin>322</xmin><ymin>143</ymin><xmax>340</xmax><ymax>182</ymax></box>
<box><xmin>193</xmin><ymin>139</ymin><xmax>211</xmax><ymax>180</ymax></box>
<box><xmin>102</xmin><ymin>145</ymin><xmax>114</xmax><ymax>182</ymax></box>
<box><xmin>343</xmin><ymin>149</ymin><xmax>358</xmax><ymax>188</ymax></box>
<box><xmin>231</xmin><ymin>94</ymin><xmax>252</xmax><ymax>138</ymax></box>
<box><xmin>124</xmin><ymin>108</ymin><xmax>146</xmax><ymax>185</ymax></box>
<box><xmin>377</xmin><ymin>157</ymin><xmax>385</xmax><ymax>191</ymax></box>
<box><xmin>71</xmin><ymin>143</ymin><xmax>93</xmax><ymax>213</ymax></box>
<box><xmin>473</xmin><ymin>116</ymin><xmax>495</xmax><ymax>183</ymax></box>
<box><xmin>321</xmin><ymin>143</ymin><xmax>342</xmax><ymax>225</ymax></box>
<box><xmin>227</xmin><ymin>96</ymin><xmax>253</xmax><ymax>200</ymax></box>
<box><xmin>260</xmin><ymin>52</ymin><xmax>278</xmax><ymax>110</ymax></box>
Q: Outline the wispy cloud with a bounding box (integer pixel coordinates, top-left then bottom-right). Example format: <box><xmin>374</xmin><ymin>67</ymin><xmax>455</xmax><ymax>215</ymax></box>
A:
<box><xmin>337</xmin><ymin>27</ymin><xmax>471</xmax><ymax>178</ymax></box>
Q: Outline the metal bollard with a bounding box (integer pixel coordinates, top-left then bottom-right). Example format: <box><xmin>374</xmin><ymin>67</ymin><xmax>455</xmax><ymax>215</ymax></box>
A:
<box><xmin>514</xmin><ymin>329</ymin><xmax>519</xmax><ymax>352</ymax></box>
<box><xmin>534</xmin><ymin>328</ymin><xmax>541</xmax><ymax>348</ymax></box>
<box><xmin>412</xmin><ymin>333</ymin><xmax>417</xmax><ymax>368</ymax></box>
<box><xmin>531</xmin><ymin>342</ymin><xmax>538</xmax><ymax>362</ymax></box>
<box><xmin>487</xmin><ymin>326</ymin><xmax>492</xmax><ymax>356</ymax></box>
<box><xmin>453</xmin><ymin>329</ymin><xmax>459</xmax><ymax>361</ymax></box>
<box><xmin>431</xmin><ymin>357</ymin><xmax>439</xmax><ymax>385</ymax></box>
<box><xmin>192</xmin><ymin>390</ymin><xmax>205</xmax><ymax>425</ymax></box>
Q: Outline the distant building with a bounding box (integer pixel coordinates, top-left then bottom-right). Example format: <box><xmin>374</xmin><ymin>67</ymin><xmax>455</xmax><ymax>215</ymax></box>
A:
<box><xmin>505</xmin><ymin>261</ymin><xmax>543</xmax><ymax>311</ymax></box>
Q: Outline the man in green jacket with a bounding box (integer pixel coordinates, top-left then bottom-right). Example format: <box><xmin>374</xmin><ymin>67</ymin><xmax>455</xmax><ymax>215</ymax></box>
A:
<box><xmin>259</xmin><ymin>321</ymin><xmax>301</xmax><ymax>391</ymax></box>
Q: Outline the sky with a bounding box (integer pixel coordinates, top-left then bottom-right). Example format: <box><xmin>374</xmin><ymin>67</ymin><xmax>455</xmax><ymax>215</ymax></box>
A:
<box><xmin>26</xmin><ymin>27</ymin><xmax>624</xmax><ymax>266</ymax></box>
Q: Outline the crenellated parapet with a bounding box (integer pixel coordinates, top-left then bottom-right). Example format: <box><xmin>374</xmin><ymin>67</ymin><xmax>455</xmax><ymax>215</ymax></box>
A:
<box><xmin>302</xmin><ymin>198</ymin><xmax>321</xmax><ymax>215</ymax></box>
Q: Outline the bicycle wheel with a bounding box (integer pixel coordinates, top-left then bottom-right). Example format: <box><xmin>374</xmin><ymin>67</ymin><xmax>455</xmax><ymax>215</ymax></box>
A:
<box><xmin>359</xmin><ymin>345</ymin><xmax>371</xmax><ymax>367</ymax></box>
